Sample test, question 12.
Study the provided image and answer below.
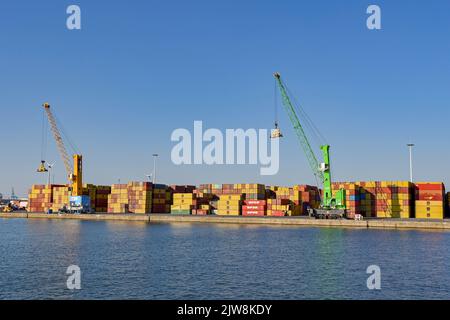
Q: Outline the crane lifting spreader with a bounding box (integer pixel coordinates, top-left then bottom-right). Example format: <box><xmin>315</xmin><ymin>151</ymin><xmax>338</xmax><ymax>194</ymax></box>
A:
<box><xmin>272</xmin><ymin>73</ymin><xmax>346</xmax><ymax>219</ymax></box>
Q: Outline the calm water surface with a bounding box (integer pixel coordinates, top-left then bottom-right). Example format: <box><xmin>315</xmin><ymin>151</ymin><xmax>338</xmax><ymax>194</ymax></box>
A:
<box><xmin>0</xmin><ymin>218</ymin><xmax>449</xmax><ymax>299</ymax></box>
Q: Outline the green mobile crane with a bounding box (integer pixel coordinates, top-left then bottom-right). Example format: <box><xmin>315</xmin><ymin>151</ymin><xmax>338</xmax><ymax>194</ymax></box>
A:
<box><xmin>272</xmin><ymin>72</ymin><xmax>346</xmax><ymax>219</ymax></box>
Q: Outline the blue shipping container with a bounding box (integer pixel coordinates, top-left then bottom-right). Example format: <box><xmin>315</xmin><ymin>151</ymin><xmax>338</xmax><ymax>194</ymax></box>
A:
<box><xmin>70</xmin><ymin>196</ymin><xmax>91</xmax><ymax>207</ymax></box>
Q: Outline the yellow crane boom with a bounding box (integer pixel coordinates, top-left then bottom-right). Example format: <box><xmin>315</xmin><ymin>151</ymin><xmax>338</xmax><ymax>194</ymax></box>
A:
<box><xmin>39</xmin><ymin>103</ymin><xmax>83</xmax><ymax>196</ymax></box>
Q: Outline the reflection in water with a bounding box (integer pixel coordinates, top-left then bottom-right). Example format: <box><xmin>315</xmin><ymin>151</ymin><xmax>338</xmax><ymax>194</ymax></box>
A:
<box><xmin>0</xmin><ymin>218</ymin><xmax>449</xmax><ymax>299</ymax></box>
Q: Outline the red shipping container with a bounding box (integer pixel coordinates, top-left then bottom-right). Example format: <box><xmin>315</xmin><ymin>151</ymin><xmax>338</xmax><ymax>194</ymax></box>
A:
<box><xmin>415</xmin><ymin>183</ymin><xmax>444</xmax><ymax>191</ymax></box>
<box><xmin>243</xmin><ymin>200</ymin><xmax>266</xmax><ymax>206</ymax></box>
<box><xmin>242</xmin><ymin>210</ymin><xmax>265</xmax><ymax>216</ymax></box>
<box><xmin>192</xmin><ymin>209</ymin><xmax>209</xmax><ymax>215</ymax></box>
<box><xmin>269</xmin><ymin>199</ymin><xmax>290</xmax><ymax>205</ymax></box>
<box><xmin>242</xmin><ymin>205</ymin><xmax>266</xmax><ymax>211</ymax></box>
<box><xmin>152</xmin><ymin>204</ymin><xmax>169</xmax><ymax>213</ymax></box>
<box><xmin>416</xmin><ymin>190</ymin><xmax>444</xmax><ymax>201</ymax></box>
<box><xmin>270</xmin><ymin>210</ymin><xmax>286</xmax><ymax>216</ymax></box>
<box><xmin>398</xmin><ymin>187</ymin><xmax>409</xmax><ymax>194</ymax></box>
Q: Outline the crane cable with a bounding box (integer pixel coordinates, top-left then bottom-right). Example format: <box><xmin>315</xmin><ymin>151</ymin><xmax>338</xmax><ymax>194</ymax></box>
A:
<box><xmin>52</xmin><ymin>109</ymin><xmax>80</xmax><ymax>156</ymax></box>
<box><xmin>285</xmin><ymin>84</ymin><xmax>327</xmax><ymax>198</ymax></box>
<box><xmin>275</xmin><ymin>78</ymin><xmax>327</xmax><ymax>199</ymax></box>
<box><xmin>274</xmin><ymin>80</ymin><xmax>279</xmax><ymax>127</ymax></box>
<box><xmin>284</xmin><ymin>83</ymin><xmax>328</xmax><ymax>149</ymax></box>
<box><xmin>41</xmin><ymin>105</ymin><xmax>81</xmax><ymax>178</ymax></box>
<box><xmin>40</xmin><ymin>108</ymin><xmax>48</xmax><ymax>161</ymax></box>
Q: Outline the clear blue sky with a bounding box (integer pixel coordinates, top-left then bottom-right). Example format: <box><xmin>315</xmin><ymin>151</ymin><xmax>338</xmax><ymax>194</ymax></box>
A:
<box><xmin>1</xmin><ymin>0</ymin><xmax>450</xmax><ymax>197</ymax></box>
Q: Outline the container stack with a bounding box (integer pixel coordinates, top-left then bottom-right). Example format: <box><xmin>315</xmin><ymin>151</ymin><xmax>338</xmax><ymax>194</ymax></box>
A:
<box><xmin>292</xmin><ymin>185</ymin><xmax>321</xmax><ymax>215</ymax></box>
<box><xmin>289</xmin><ymin>186</ymin><xmax>302</xmax><ymax>216</ymax></box>
<box><xmin>192</xmin><ymin>189</ymin><xmax>215</xmax><ymax>215</ymax></box>
<box><xmin>242</xmin><ymin>200</ymin><xmax>266</xmax><ymax>216</ymax></box>
<box><xmin>217</xmin><ymin>194</ymin><xmax>242</xmax><ymax>215</ymax></box>
<box><xmin>238</xmin><ymin>184</ymin><xmax>266</xmax><ymax>200</ymax></box>
<box><xmin>374</xmin><ymin>181</ymin><xmax>413</xmax><ymax>218</ymax></box>
<box><xmin>170</xmin><ymin>185</ymin><xmax>196</xmax><ymax>194</ymax></box>
<box><xmin>347</xmin><ymin>181</ymin><xmax>413</xmax><ymax>218</ymax></box>
<box><xmin>51</xmin><ymin>186</ymin><xmax>70</xmax><ymax>212</ymax></box>
<box><xmin>83</xmin><ymin>184</ymin><xmax>97</xmax><ymax>211</ymax></box>
<box><xmin>446</xmin><ymin>192</ymin><xmax>450</xmax><ymax>217</ymax></box>
<box><xmin>221</xmin><ymin>184</ymin><xmax>237</xmax><ymax>195</ymax></box>
<box><xmin>266</xmin><ymin>186</ymin><xmax>291</xmax><ymax>216</ymax></box>
<box><xmin>415</xmin><ymin>182</ymin><xmax>445</xmax><ymax>219</ymax></box>
<box><xmin>211</xmin><ymin>184</ymin><xmax>223</xmax><ymax>196</ymax></box>
<box><xmin>128</xmin><ymin>182</ymin><xmax>153</xmax><ymax>214</ymax></box>
<box><xmin>197</xmin><ymin>184</ymin><xmax>213</xmax><ymax>194</ymax></box>
<box><xmin>107</xmin><ymin>184</ymin><xmax>129</xmax><ymax>213</ymax></box>
<box><xmin>356</xmin><ymin>181</ymin><xmax>376</xmax><ymax>218</ymax></box>
<box><xmin>152</xmin><ymin>184</ymin><xmax>171</xmax><ymax>213</ymax></box>
<box><xmin>28</xmin><ymin>184</ymin><xmax>59</xmax><ymax>212</ymax></box>
<box><xmin>193</xmin><ymin>204</ymin><xmax>211</xmax><ymax>215</ymax></box>
<box><xmin>171</xmin><ymin>193</ymin><xmax>195</xmax><ymax>214</ymax></box>
<box><xmin>331</xmin><ymin>183</ymin><xmax>359</xmax><ymax>219</ymax></box>
<box><xmin>95</xmin><ymin>186</ymin><xmax>111</xmax><ymax>213</ymax></box>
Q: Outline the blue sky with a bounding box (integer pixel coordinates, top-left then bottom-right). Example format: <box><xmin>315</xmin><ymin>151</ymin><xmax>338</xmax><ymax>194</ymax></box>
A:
<box><xmin>1</xmin><ymin>0</ymin><xmax>449</xmax><ymax>197</ymax></box>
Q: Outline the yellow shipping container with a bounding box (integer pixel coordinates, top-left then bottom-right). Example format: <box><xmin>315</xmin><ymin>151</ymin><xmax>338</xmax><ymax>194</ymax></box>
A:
<box><xmin>173</xmin><ymin>193</ymin><xmax>195</xmax><ymax>199</ymax></box>
<box><xmin>219</xmin><ymin>194</ymin><xmax>243</xmax><ymax>201</ymax></box>
<box><xmin>173</xmin><ymin>198</ymin><xmax>195</xmax><ymax>205</ymax></box>
<box><xmin>416</xmin><ymin>206</ymin><xmax>444</xmax><ymax>219</ymax></box>
<box><xmin>415</xmin><ymin>200</ymin><xmax>444</xmax><ymax>207</ymax></box>
<box><xmin>216</xmin><ymin>210</ymin><xmax>240</xmax><ymax>216</ymax></box>
<box><xmin>171</xmin><ymin>204</ymin><xmax>193</xmax><ymax>210</ymax></box>
<box><xmin>217</xmin><ymin>204</ymin><xmax>241</xmax><ymax>211</ymax></box>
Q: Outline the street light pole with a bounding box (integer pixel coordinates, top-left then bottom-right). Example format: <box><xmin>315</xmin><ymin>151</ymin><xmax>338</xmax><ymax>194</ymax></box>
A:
<box><xmin>46</xmin><ymin>162</ymin><xmax>55</xmax><ymax>185</ymax></box>
<box><xmin>407</xmin><ymin>144</ymin><xmax>415</xmax><ymax>182</ymax></box>
<box><xmin>152</xmin><ymin>154</ymin><xmax>158</xmax><ymax>184</ymax></box>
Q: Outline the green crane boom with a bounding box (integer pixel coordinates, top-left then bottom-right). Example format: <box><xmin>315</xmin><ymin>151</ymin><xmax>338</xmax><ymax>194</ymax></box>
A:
<box><xmin>273</xmin><ymin>72</ymin><xmax>345</xmax><ymax>214</ymax></box>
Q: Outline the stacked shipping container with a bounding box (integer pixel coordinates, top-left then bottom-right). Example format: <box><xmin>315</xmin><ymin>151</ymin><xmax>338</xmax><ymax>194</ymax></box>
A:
<box><xmin>107</xmin><ymin>184</ymin><xmax>129</xmax><ymax>213</ymax></box>
<box><xmin>242</xmin><ymin>200</ymin><xmax>266</xmax><ymax>216</ymax></box>
<box><xmin>108</xmin><ymin>182</ymin><xmax>154</xmax><ymax>213</ymax></box>
<box><xmin>51</xmin><ymin>186</ymin><xmax>70</xmax><ymax>212</ymax></box>
<box><xmin>331</xmin><ymin>183</ymin><xmax>359</xmax><ymax>219</ymax></box>
<box><xmin>83</xmin><ymin>184</ymin><xmax>97</xmax><ymax>211</ymax></box>
<box><xmin>294</xmin><ymin>185</ymin><xmax>321</xmax><ymax>214</ymax></box>
<box><xmin>240</xmin><ymin>184</ymin><xmax>266</xmax><ymax>216</ymax></box>
<box><xmin>95</xmin><ymin>186</ymin><xmax>111</xmax><ymax>212</ymax></box>
<box><xmin>415</xmin><ymin>182</ymin><xmax>445</xmax><ymax>219</ymax></box>
<box><xmin>334</xmin><ymin>181</ymin><xmax>414</xmax><ymax>218</ymax></box>
<box><xmin>152</xmin><ymin>184</ymin><xmax>171</xmax><ymax>213</ymax></box>
<box><xmin>217</xmin><ymin>193</ymin><xmax>242</xmax><ymax>216</ymax></box>
<box><xmin>28</xmin><ymin>184</ymin><xmax>60</xmax><ymax>212</ymax></box>
<box><xmin>171</xmin><ymin>193</ymin><xmax>195</xmax><ymax>214</ymax></box>
<box><xmin>192</xmin><ymin>189</ymin><xmax>215</xmax><ymax>215</ymax></box>
<box><xmin>26</xmin><ymin>181</ymin><xmax>449</xmax><ymax>219</ymax></box>
<box><xmin>267</xmin><ymin>187</ymin><xmax>292</xmax><ymax>216</ymax></box>
<box><xmin>128</xmin><ymin>182</ymin><xmax>153</xmax><ymax>214</ymax></box>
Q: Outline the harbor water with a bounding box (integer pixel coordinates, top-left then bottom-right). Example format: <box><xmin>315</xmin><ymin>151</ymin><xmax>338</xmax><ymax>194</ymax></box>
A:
<box><xmin>0</xmin><ymin>218</ymin><xmax>449</xmax><ymax>299</ymax></box>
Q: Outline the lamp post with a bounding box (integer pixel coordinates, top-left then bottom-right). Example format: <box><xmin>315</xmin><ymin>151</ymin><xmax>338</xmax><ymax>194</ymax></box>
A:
<box><xmin>46</xmin><ymin>162</ymin><xmax>55</xmax><ymax>185</ymax></box>
<box><xmin>407</xmin><ymin>144</ymin><xmax>415</xmax><ymax>182</ymax></box>
<box><xmin>152</xmin><ymin>154</ymin><xmax>158</xmax><ymax>184</ymax></box>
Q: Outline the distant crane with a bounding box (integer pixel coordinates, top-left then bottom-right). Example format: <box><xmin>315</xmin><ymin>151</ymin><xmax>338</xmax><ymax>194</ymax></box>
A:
<box><xmin>10</xmin><ymin>187</ymin><xmax>18</xmax><ymax>200</ymax></box>
<box><xmin>272</xmin><ymin>72</ymin><xmax>346</xmax><ymax>219</ymax></box>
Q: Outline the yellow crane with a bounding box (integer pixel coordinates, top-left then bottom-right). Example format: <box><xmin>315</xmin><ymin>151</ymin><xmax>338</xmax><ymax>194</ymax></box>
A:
<box><xmin>37</xmin><ymin>103</ymin><xmax>88</xmax><ymax>212</ymax></box>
